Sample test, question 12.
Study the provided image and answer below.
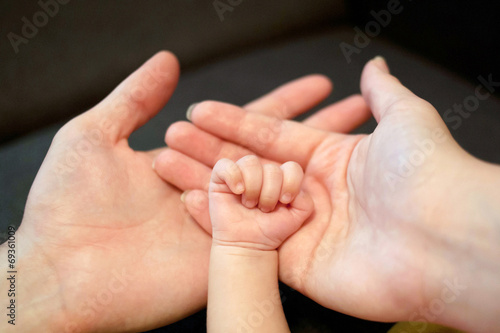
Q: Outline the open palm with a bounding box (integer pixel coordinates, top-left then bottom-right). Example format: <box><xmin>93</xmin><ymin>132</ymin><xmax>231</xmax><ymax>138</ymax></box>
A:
<box><xmin>15</xmin><ymin>52</ymin><xmax>213</xmax><ymax>332</ymax></box>
<box><xmin>4</xmin><ymin>51</ymin><xmax>370</xmax><ymax>332</ymax></box>
<box><xmin>159</xmin><ymin>58</ymin><xmax>474</xmax><ymax>324</ymax></box>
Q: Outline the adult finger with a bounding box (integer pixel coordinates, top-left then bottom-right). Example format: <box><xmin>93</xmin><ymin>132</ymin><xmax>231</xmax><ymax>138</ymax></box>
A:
<box><xmin>144</xmin><ymin>147</ymin><xmax>169</xmax><ymax>162</ymax></box>
<box><xmin>188</xmin><ymin>101</ymin><xmax>334</xmax><ymax>167</ymax></box>
<box><xmin>87</xmin><ymin>51</ymin><xmax>180</xmax><ymax>143</ymax></box>
<box><xmin>156</xmin><ymin>78</ymin><xmax>365</xmax><ymax>188</ymax></box>
<box><xmin>303</xmin><ymin>94</ymin><xmax>372</xmax><ymax>132</ymax></box>
<box><xmin>243</xmin><ymin>75</ymin><xmax>332</xmax><ymax>119</ymax></box>
<box><xmin>243</xmin><ymin>73</ymin><xmax>371</xmax><ymax>134</ymax></box>
<box><xmin>167</xmin><ymin>94</ymin><xmax>370</xmax><ymax>167</ymax></box>
<box><xmin>165</xmin><ymin>121</ymin><xmax>278</xmax><ymax>168</ymax></box>
<box><xmin>182</xmin><ymin>190</ymin><xmax>212</xmax><ymax>235</ymax></box>
<box><xmin>154</xmin><ymin>149</ymin><xmax>212</xmax><ymax>191</ymax></box>
<box><xmin>360</xmin><ymin>57</ymin><xmax>437</xmax><ymax>123</ymax></box>
<box><xmin>165</xmin><ymin>121</ymin><xmax>253</xmax><ymax>167</ymax></box>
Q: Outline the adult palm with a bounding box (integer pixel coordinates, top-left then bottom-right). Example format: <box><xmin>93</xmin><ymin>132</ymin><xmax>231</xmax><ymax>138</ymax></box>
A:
<box><xmin>11</xmin><ymin>52</ymin><xmax>211</xmax><ymax>333</ymax></box>
<box><xmin>159</xmin><ymin>58</ymin><xmax>475</xmax><ymax>326</ymax></box>
<box><xmin>2</xmin><ymin>51</ymin><xmax>370</xmax><ymax>332</ymax></box>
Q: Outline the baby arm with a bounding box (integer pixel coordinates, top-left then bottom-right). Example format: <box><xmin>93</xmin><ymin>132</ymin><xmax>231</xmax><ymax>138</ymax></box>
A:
<box><xmin>207</xmin><ymin>155</ymin><xmax>313</xmax><ymax>332</ymax></box>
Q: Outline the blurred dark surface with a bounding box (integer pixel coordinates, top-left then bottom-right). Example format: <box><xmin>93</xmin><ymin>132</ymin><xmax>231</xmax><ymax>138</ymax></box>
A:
<box><xmin>347</xmin><ymin>0</ymin><xmax>500</xmax><ymax>93</ymax></box>
<box><xmin>0</xmin><ymin>0</ymin><xmax>343</xmax><ymax>143</ymax></box>
<box><xmin>148</xmin><ymin>282</ymin><xmax>393</xmax><ymax>333</ymax></box>
<box><xmin>1</xmin><ymin>1</ymin><xmax>500</xmax><ymax>332</ymax></box>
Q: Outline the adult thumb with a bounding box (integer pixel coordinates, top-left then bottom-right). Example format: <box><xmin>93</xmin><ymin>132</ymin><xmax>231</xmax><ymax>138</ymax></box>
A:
<box><xmin>360</xmin><ymin>56</ymin><xmax>443</xmax><ymax>126</ymax></box>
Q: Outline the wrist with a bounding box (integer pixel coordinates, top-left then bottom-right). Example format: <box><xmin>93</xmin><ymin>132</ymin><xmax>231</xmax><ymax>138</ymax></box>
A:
<box><xmin>0</xmin><ymin>227</ymin><xmax>67</xmax><ymax>332</ymax></box>
<box><xmin>209</xmin><ymin>243</ymin><xmax>279</xmax><ymax>289</ymax></box>
<box><xmin>211</xmin><ymin>236</ymin><xmax>281</xmax><ymax>252</ymax></box>
<box><xmin>422</xmin><ymin>154</ymin><xmax>500</xmax><ymax>332</ymax></box>
<box><xmin>208</xmin><ymin>239</ymin><xmax>287</xmax><ymax>332</ymax></box>
<box><xmin>211</xmin><ymin>242</ymin><xmax>278</xmax><ymax>260</ymax></box>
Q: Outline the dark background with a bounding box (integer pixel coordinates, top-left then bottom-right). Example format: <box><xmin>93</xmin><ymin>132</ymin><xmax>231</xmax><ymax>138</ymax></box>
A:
<box><xmin>347</xmin><ymin>0</ymin><xmax>500</xmax><ymax>88</ymax></box>
<box><xmin>1</xmin><ymin>1</ymin><xmax>499</xmax><ymax>332</ymax></box>
<box><xmin>1</xmin><ymin>0</ymin><xmax>499</xmax><ymax>144</ymax></box>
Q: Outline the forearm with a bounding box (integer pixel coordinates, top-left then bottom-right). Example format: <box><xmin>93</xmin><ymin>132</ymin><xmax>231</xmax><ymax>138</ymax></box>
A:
<box><xmin>208</xmin><ymin>245</ymin><xmax>289</xmax><ymax>333</ymax></box>
<box><xmin>426</xmin><ymin>156</ymin><xmax>500</xmax><ymax>332</ymax></box>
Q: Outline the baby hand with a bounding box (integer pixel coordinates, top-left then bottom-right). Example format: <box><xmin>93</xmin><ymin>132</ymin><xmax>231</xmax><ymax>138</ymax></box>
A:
<box><xmin>209</xmin><ymin>155</ymin><xmax>313</xmax><ymax>251</ymax></box>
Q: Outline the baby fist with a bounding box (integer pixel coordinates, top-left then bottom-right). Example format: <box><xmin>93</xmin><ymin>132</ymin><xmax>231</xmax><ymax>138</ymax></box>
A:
<box><xmin>208</xmin><ymin>155</ymin><xmax>313</xmax><ymax>251</ymax></box>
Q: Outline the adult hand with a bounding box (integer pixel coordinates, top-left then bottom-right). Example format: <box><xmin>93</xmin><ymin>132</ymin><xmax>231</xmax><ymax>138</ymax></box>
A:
<box><xmin>0</xmin><ymin>51</ymin><xmax>370</xmax><ymax>332</ymax></box>
<box><xmin>160</xmin><ymin>57</ymin><xmax>500</xmax><ymax>332</ymax></box>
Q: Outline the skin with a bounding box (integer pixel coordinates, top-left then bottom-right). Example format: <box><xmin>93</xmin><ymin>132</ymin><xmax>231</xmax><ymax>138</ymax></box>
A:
<box><xmin>159</xmin><ymin>58</ymin><xmax>500</xmax><ymax>332</ymax></box>
<box><xmin>207</xmin><ymin>157</ymin><xmax>312</xmax><ymax>332</ymax></box>
<box><xmin>0</xmin><ymin>51</ymin><xmax>371</xmax><ymax>332</ymax></box>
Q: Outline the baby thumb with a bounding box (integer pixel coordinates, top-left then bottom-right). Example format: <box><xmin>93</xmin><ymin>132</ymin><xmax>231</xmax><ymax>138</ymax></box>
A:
<box><xmin>181</xmin><ymin>190</ymin><xmax>212</xmax><ymax>235</ymax></box>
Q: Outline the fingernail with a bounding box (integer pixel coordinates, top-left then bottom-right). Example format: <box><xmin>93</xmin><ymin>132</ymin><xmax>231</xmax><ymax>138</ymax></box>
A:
<box><xmin>244</xmin><ymin>200</ymin><xmax>256</xmax><ymax>208</ymax></box>
<box><xmin>186</xmin><ymin>103</ymin><xmax>198</xmax><ymax>121</ymax></box>
<box><xmin>372</xmin><ymin>56</ymin><xmax>389</xmax><ymax>73</ymax></box>
<box><xmin>259</xmin><ymin>204</ymin><xmax>271</xmax><ymax>213</ymax></box>
<box><xmin>180</xmin><ymin>191</ymin><xmax>189</xmax><ymax>203</ymax></box>
<box><xmin>235</xmin><ymin>182</ymin><xmax>244</xmax><ymax>194</ymax></box>
<box><xmin>281</xmin><ymin>193</ymin><xmax>292</xmax><ymax>203</ymax></box>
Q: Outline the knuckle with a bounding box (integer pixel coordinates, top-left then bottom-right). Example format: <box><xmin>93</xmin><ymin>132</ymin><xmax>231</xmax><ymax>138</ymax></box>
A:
<box><xmin>281</xmin><ymin>161</ymin><xmax>303</xmax><ymax>176</ymax></box>
<box><xmin>264</xmin><ymin>164</ymin><xmax>281</xmax><ymax>176</ymax></box>
<box><xmin>385</xmin><ymin>93</ymin><xmax>431</xmax><ymax>116</ymax></box>
<box><xmin>238</xmin><ymin>154</ymin><xmax>260</xmax><ymax>166</ymax></box>
<box><xmin>214</xmin><ymin>158</ymin><xmax>229</xmax><ymax>170</ymax></box>
<box><xmin>259</xmin><ymin>194</ymin><xmax>276</xmax><ymax>203</ymax></box>
<box><xmin>216</xmin><ymin>144</ymin><xmax>251</xmax><ymax>164</ymax></box>
<box><xmin>251</xmin><ymin>118</ymin><xmax>283</xmax><ymax>152</ymax></box>
<box><xmin>227</xmin><ymin>162</ymin><xmax>240</xmax><ymax>175</ymax></box>
<box><xmin>269</xmin><ymin>95</ymin><xmax>289</xmax><ymax>119</ymax></box>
